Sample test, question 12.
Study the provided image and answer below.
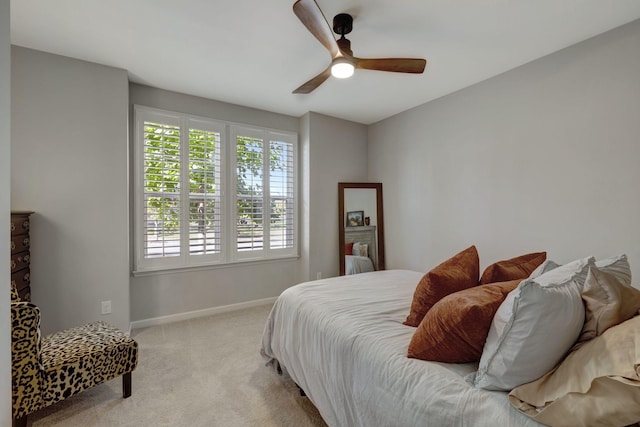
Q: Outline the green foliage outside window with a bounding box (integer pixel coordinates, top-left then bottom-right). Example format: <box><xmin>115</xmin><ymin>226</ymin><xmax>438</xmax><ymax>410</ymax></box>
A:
<box><xmin>143</xmin><ymin>123</ymin><xmax>285</xmax><ymax>233</ymax></box>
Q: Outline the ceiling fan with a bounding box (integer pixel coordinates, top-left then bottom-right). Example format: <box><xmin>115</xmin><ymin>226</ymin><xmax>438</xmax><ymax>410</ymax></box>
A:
<box><xmin>292</xmin><ymin>0</ymin><xmax>427</xmax><ymax>94</ymax></box>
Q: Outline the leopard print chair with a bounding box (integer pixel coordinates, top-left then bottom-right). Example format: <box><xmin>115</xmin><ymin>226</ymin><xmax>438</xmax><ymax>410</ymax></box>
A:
<box><xmin>11</xmin><ymin>284</ymin><xmax>138</xmax><ymax>427</ymax></box>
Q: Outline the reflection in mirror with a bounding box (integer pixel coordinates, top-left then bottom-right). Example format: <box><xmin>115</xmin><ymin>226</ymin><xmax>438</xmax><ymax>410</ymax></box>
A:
<box><xmin>339</xmin><ymin>182</ymin><xmax>385</xmax><ymax>276</ymax></box>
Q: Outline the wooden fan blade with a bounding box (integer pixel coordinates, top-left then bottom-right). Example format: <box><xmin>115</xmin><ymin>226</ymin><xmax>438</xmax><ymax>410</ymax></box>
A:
<box><xmin>293</xmin><ymin>0</ymin><xmax>339</xmax><ymax>57</ymax></box>
<box><xmin>292</xmin><ymin>67</ymin><xmax>332</xmax><ymax>94</ymax></box>
<box><xmin>355</xmin><ymin>58</ymin><xmax>427</xmax><ymax>74</ymax></box>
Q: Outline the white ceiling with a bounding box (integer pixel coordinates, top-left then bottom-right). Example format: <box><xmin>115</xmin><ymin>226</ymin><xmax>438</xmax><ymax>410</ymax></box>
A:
<box><xmin>10</xmin><ymin>0</ymin><xmax>640</xmax><ymax>124</ymax></box>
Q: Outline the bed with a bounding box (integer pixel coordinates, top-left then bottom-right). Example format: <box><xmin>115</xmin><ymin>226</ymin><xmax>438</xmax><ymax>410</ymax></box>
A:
<box><xmin>345</xmin><ymin>255</ymin><xmax>374</xmax><ymax>275</ymax></box>
<box><xmin>262</xmin><ymin>248</ymin><xmax>640</xmax><ymax>427</ymax></box>
<box><xmin>260</xmin><ymin>270</ymin><xmax>541</xmax><ymax>427</ymax></box>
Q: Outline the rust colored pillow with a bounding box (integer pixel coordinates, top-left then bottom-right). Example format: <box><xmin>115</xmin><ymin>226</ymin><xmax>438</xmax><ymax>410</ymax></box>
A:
<box><xmin>408</xmin><ymin>279</ymin><xmax>521</xmax><ymax>363</ymax></box>
<box><xmin>345</xmin><ymin>242</ymin><xmax>354</xmax><ymax>255</ymax></box>
<box><xmin>480</xmin><ymin>251</ymin><xmax>547</xmax><ymax>284</ymax></box>
<box><xmin>404</xmin><ymin>245</ymin><xmax>479</xmax><ymax>327</ymax></box>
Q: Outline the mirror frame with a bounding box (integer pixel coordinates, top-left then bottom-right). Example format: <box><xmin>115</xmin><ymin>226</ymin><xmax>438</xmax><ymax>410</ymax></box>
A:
<box><xmin>339</xmin><ymin>182</ymin><xmax>386</xmax><ymax>276</ymax></box>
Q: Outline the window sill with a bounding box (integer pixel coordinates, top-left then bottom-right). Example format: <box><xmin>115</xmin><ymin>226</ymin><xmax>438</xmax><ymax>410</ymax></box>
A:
<box><xmin>131</xmin><ymin>255</ymin><xmax>300</xmax><ymax>278</ymax></box>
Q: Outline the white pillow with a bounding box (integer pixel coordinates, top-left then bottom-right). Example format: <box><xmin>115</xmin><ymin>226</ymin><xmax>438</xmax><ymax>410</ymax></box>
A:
<box><xmin>528</xmin><ymin>255</ymin><xmax>629</xmax><ymax>285</ymax></box>
<box><xmin>473</xmin><ymin>256</ymin><xmax>594</xmax><ymax>391</ymax></box>
<box><xmin>352</xmin><ymin>242</ymin><xmax>368</xmax><ymax>258</ymax></box>
<box><xmin>528</xmin><ymin>260</ymin><xmax>560</xmax><ymax>278</ymax></box>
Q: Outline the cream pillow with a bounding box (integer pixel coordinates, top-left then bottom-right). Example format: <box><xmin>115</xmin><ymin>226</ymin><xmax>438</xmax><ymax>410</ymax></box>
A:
<box><xmin>594</xmin><ymin>253</ymin><xmax>631</xmax><ymax>286</ymax></box>
<box><xmin>472</xmin><ymin>256</ymin><xmax>593</xmax><ymax>391</ymax></box>
<box><xmin>352</xmin><ymin>242</ymin><xmax>368</xmax><ymax>258</ymax></box>
<box><xmin>577</xmin><ymin>266</ymin><xmax>640</xmax><ymax>343</ymax></box>
<box><xmin>509</xmin><ymin>315</ymin><xmax>640</xmax><ymax>427</ymax></box>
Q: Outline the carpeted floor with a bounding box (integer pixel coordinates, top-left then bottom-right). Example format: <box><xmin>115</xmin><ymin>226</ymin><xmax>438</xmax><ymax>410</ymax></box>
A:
<box><xmin>29</xmin><ymin>304</ymin><xmax>328</xmax><ymax>426</ymax></box>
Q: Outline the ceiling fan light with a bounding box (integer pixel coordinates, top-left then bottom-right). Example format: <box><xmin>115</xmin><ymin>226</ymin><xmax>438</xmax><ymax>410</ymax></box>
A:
<box><xmin>331</xmin><ymin>58</ymin><xmax>355</xmax><ymax>79</ymax></box>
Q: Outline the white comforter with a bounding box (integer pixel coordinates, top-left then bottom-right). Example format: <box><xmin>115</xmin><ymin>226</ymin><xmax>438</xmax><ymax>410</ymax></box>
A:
<box><xmin>260</xmin><ymin>270</ymin><xmax>542</xmax><ymax>427</ymax></box>
<box><xmin>345</xmin><ymin>255</ymin><xmax>374</xmax><ymax>275</ymax></box>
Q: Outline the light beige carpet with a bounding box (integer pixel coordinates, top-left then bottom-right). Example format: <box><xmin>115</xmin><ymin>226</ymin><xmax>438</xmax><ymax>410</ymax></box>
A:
<box><xmin>29</xmin><ymin>304</ymin><xmax>328</xmax><ymax>427</ymax></box>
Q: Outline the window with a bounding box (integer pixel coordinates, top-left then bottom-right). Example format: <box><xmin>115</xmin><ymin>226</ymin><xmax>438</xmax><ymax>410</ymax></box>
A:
<box><xmin>134</xmin><ymin>106</ymin><xmax>297</xmax><ymax>273</ymax></box>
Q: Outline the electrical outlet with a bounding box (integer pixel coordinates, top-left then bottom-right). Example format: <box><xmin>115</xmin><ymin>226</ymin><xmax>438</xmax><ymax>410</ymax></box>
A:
<box><xmin>316</xmin><ymin>272</ymin><xmax>322</xmax><ymax>280</ymax></box>
<box><xmin>101</xmin><ymin>300</ymin><xmax>112</xmax><ymax>315</ymax></box>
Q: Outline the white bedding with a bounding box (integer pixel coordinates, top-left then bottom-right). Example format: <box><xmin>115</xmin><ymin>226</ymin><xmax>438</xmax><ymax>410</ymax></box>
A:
<box><xmin>260</xmin><ymin>270</ymin><xmax>542</xmax><ymax>427</ymax></box>
<box><xmin>345</xmin><ymin>255</ymin><xmax>374</xmax><ymax>275</ymax></box>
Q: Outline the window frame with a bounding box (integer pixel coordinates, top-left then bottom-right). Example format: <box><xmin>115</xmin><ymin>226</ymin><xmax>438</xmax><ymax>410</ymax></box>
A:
<box><xmin>133</xmin><ymin>105</ymin><xmax>298</xmax><ymax>274</ymax></box>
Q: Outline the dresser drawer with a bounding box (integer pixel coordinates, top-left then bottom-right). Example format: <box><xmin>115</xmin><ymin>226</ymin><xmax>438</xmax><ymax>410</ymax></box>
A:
<box><xmin>17</xmin><ymin>286</ymin><xmax>31</xmax><ymax>302</ymax></box>
<box><xmin>10</xmin><ymin>211</ymin><xmax>34</xmax><ymax>302</ymax></box>
<box><xmin>10</xmin><ymin>251</ymin><xmax>30</xmax><ymax>274</ymax></box>
<box><xmin>11</xmin><ymin>268</ymin><xmax>31</xmax><ymax>293</ymax></box>
<box><xmin>11</xmin><ymin>234</ymin><xmax>30</xmax><ymax>255</ymax></box>
<box><xmin>10</xmin><ymin>215</ymin><xmax>30</xmax><ymax>237</ymax></box>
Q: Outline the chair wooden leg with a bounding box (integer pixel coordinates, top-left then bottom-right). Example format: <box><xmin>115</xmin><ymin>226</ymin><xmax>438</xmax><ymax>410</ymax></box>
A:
<box><xmin>13</xmin><ymin>416</ymin><xmax>27</xmax><ymax>427</ymax></box>
<box><xmin>123</xmin><ymin>372</ymin><xmax>132</xmax><ymax>398</ymax></box>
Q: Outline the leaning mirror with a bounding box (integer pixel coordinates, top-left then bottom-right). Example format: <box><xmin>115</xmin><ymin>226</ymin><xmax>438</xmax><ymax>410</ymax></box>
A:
<box><xmin>339</xmin><ymin>182</ymin><xmax>385</xmax><ymax>276</ymax></box>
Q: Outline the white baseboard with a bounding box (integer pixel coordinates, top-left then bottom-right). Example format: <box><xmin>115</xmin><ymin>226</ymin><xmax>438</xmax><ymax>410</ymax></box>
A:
<box><xmin>129</xmin><ymin>297</ymin><xmax>277</xmax><ymax>330</ymax></box>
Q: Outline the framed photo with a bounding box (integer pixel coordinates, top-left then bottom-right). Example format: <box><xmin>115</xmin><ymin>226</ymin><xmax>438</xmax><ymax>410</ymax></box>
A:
<box><xmin>347</xmin><ymin>210</ymin><xmax>364</xmax><ymax>227</ymax></box>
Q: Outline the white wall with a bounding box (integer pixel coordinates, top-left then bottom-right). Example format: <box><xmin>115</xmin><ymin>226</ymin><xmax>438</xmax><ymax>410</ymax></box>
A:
<box><xmin>344</xmin><ymin>188</ymin><xmax>377</xmax><ymax>227</ymax></box>
<box><xmin>304</xmin><ymin>112</ymin><xmax>368</xmax><ymax>281</ymax></box>
<box><xmin>8</xmin><ymin>63</ymin><xmax>368</xmax><ymax>328</ymax></box>
<box><xmin>1</xmin><ymin>0</ymin><xmax>12</xmax><ymax>423</ymax></box>
<box><xmin>11</xmin><ymin>47</ymin><xmax>130</xmax><ymax>334</ymax></box>
<box><xmin>368</xmin><ymin>20</ymin><xmax>640</xmax><ymax>279</ymax></box>
<box><xmin>129</xmin><ymin>84</ymin><xmax>302</xmax><ymax>322</ymax></box>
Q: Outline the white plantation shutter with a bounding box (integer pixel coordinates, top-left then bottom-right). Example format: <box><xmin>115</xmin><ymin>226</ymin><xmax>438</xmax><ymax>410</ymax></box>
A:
<box><xmin>135</xmin><ymin>106</ymin><xmax>297</xmax><ymax>273</ymax></box>
<box><xmin>235</xmin><ymin>132</ymin><xmax>264</xmax><ymax>254</ymax></box>
<box><xmin>232</xmin><ymin>127</ymin><xmax>297</xmax><ymax>260</ymax></box>
<box><xmin>142</xmin><ymin>120</ymin><xmax>182</xmax><ymax>261</ymax></box>
<box><xmin>187</xmin><ymin>123</ymin><xmax>222</xmax><ymax>260</ymax></box>
<box><xmin>269</xmin><ymin>138</ymin><xmax>295</xmax><ymax>250</ymax></box>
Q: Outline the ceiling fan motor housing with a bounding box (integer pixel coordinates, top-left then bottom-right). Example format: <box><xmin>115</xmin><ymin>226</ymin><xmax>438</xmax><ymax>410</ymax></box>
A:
<box><xmin>333</xmin><ymin>13</ymin><xmax>353</xmax><ymax>36</ymax></box>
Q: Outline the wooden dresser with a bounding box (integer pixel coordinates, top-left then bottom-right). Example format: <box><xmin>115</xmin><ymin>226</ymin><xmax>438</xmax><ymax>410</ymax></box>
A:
<box><xmin>10</xmin><ymin>211</ymin><xmax>33</xmax><ymax>301</ymax></box>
